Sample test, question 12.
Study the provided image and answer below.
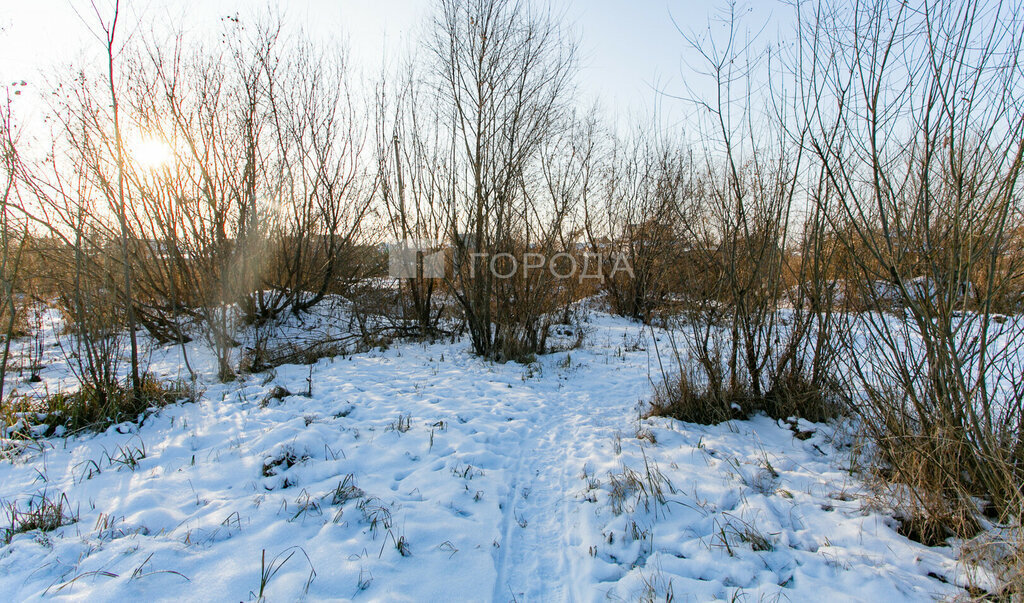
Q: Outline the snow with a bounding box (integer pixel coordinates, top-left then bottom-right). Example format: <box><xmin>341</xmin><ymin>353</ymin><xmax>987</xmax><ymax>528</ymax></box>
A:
<box><xmin>0</xmin><ymin>309</ymin><xmax>973</xmax><ymax>600</ymax></box>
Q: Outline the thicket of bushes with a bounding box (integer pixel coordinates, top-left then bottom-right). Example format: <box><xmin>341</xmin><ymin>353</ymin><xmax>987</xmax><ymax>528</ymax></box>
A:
<box><xmin>640</xmin><ymin>2</ymin><xmax>1024</xmax><ymax>596</ymax></box>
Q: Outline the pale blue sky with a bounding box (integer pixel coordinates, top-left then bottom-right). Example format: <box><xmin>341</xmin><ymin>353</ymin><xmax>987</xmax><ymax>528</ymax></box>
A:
<box><xmin>0</xmin><ymin>0</ymin><xmax>788</xmax><ymax>135</ymax></box>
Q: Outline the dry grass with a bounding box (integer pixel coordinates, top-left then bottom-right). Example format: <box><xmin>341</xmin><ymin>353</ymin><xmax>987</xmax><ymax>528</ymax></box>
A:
<box><xmin>646</xmin><ymin>366</ymin><xmax>841</xmax><ymax>425</ymax></box>
<box><xmin>712</xmin><ymin>513</ymin><xmax>776</xmax><ymax>555</ymax></box>
<box><xmin>387</xmin><ymin>413</ymin><xmax>412</xmax><ymax>433</ymax></box>
<box><xmin>607</xmin><ymin>449</ymin><xmax>675</xmax><ymax>516</ymax></box>
<box><xmin>960</xmin><ymin>528</ymin><xmax>1024</xmax><ymax>600</ymax></box>
<box><xmin>646</xmin><ymin>368</ymin><xmax>740</xmax><ymax>425</ymax></box>
<box><xmin>2</xmin><ymin>491</ymin><xmax>78</xmax><ymax>545</ymax></box>
<box><xmin>1</xmin><ymin>374</ymin><xmax>199</xmax><ymax>437</ymax></box>
<box><xmin>0</xmin><ymin>294</ymin><xmax>35</xmax><ymax>340</ymax></box>
<box><xmin>252</xmin><ymin>546</ymin><xmax>316</xmax><ymax>601</ymax></box>
<box><xmin>330</xmin><ymin>474</ymin><xmax>364</xmax><ymax>506</ymax></box>
<box><xmin>849</xmin><ymin>382</ymin><xmax>1024</xmax><ymax>596</ymax></box>
<box><xmin>863</xmin><ymin>436</ymin><xmax>983</xmax><ymax>546</ymax></box>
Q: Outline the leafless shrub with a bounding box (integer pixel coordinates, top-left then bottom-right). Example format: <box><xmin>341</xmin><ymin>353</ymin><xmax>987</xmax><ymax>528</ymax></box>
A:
<box><xmin>583</xmin><ymin>131</ymin><xmax>693</xmax><ymax>322</ymax></box>
<box><xmin>241</xmin><ymin>336</ymin><xmax>349</xmax><ymax>375</ymax></box>
<box><xmin>789</xmin><ymin>0</ymin><xmax>1024</xmax><ymax>555</ymax></box>
<box><xmin>647</xmin><ymin>364</ymin><xmax>741</xmax><ymax>425</ymax></box>
<box><xmin>648</xmin><ymin>330</ymin><xmax>841</xmax><ymax>425</ymax></box>
<box><xmin>421</xmin><ymin>0</ymin><xmax>581</xmax><ymax>362</ymax></box>
<box><xmin>0</xmin><ymin>97</ymin><xmax>30</xmax><ymax>405</ymax></box>
<box><xmin>641</xmin><ymin>5</ymin><xmax>842</xmax><ymax>426</ymax></box>
<box><xmin>126</xmin><ymin>19</ymin><xmax>373</xmax><ymax>379</ymax></box>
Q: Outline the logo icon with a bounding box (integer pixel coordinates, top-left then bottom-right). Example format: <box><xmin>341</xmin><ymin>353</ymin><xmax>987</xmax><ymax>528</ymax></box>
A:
<box><xmin>388</xmin><ymin>240</ymin><xmax>446</xmax><ymax>279</ymax></box>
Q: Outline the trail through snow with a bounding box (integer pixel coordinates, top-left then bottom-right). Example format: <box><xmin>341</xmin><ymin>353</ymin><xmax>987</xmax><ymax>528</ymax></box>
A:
<box><xmin>492</xmin><ymin>379</ymin><xmax>585</xmax><ymax>601</ymax></box>
<box><xmin>489</xmin><ymin>343</ymin><xmax>655</xmax><ymax>601</ymax></box>
<box><xmin>0</xmin><ymin>311</ymin><xmax>973</xmax><ymax>601</ymax></box>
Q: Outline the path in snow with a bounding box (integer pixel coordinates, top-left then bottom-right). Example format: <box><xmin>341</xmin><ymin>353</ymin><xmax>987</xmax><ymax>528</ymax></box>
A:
<box><xmin>0</xmin><ymin>313</ymin><xmax>969</xmax><ymax>601</ymax></box>
<box><xmin>489</xmin><ymin>338</ymin><xmax>651</xmax><ymax>601</ymax></box>
<box><xmin>491</xmin><ymin>386</ymin><xmax>577</xmax><ymax>601</ymax></box>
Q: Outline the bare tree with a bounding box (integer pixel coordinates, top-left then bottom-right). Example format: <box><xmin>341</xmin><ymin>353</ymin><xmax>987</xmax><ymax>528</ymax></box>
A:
<box><xmin>0</xmin><ymin>94</ymin><xmax>28</xmax><ymax>405</ymax></box>
<box><xmin>89</xmin><ymin>0</ymin><xmax>142</xmax><ymax>398</ymax></box>
<box><xmin>796</xmin><ymin>0</ymin><xmax>1024</xmax><ymax>540</ymax></box>
<box><xmin>376</xmin><ymin>64</ymin><xmax>448</xmax><ymax>336</ymax></box>
<box><xmin>583</xmin><ymin>130</ymin><xmax>692</xmax><ymax>323</ymax></box>
<box><xmin>12</xmin><ymin>109</ymin><xmax>129</xmax><ymax>417</ymax></box>
<box><xmin>108</xmin><ymin>16</ymin><xmax>373</xmax><ymax>378</ymax></box>
<box><xmin>426</xmin><ymin>0</ymin><xmax>578</xmax><ymax>360</ymax></box>
<box><xmin>646</xmin><ymin>3</ymin><xmax>839</xmax><ymax>426</ymax></box>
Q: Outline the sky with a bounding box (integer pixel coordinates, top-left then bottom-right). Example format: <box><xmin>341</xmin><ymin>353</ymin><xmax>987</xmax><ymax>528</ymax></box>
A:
<box><xmin>0</xmin><ymin>0</ymin><xmax>789</xmax><ymax>137</ymax></box>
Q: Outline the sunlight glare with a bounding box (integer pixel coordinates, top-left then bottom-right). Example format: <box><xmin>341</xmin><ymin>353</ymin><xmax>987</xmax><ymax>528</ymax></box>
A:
<box><xmin>133</xmin><ymin>137</ymin><xmax>174</xmax><ymax>169</ymax></box>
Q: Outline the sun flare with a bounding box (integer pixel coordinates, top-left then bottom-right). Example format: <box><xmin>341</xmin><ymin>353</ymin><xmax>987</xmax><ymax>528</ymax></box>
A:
<box><xmin>132</xmin><ymin>137</ymin><xmax>174</xmax><ymax>169</ymax></box>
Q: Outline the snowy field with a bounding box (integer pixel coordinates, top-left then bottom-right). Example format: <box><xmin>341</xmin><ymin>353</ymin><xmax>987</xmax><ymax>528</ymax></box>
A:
<box><xmin>0</xmin><ymin>309</ymin><xmax>974</xmax><ymax>601</ymax></box>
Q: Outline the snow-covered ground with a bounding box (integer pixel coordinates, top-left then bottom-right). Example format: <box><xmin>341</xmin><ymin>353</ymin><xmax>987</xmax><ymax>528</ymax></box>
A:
<box><xmin>0</xmin><ymin>309</ymin><xmax>974</xmax><ymax>600</ymax></box>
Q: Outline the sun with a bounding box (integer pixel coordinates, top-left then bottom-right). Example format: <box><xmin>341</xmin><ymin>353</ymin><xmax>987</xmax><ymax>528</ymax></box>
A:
<box><xmin>132</xmin><ymin>136</ymin><xmax>174</xmax><ymax>169</ymax></box>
